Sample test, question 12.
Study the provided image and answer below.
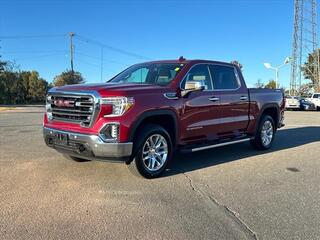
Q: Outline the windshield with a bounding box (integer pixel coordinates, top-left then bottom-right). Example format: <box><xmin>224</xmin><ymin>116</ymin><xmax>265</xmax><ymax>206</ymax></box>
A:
<box><xmin>108</xmin><ymin>63</ymin><xmax>184</xmax><ymax>86</ymax></box>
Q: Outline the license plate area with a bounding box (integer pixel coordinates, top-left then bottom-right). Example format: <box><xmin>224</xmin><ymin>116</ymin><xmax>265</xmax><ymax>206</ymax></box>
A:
<box><xmin>54</xmin><ymin>132</ymin><xmax>69</xmax><ymax>145</ymax></box>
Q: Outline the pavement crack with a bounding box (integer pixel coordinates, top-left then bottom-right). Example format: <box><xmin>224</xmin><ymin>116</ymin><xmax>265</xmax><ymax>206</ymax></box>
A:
<box><xmin>183</xmin><ymin>173</ymin><xmax>258</xmax><ymax>240</ymax></box>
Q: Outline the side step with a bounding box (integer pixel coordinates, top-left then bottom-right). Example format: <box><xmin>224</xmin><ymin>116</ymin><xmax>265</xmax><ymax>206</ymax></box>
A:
<box><xmin>180</xmin><ymin>137</ymin><xmax>253</xmax><ymax>153</ymax></box>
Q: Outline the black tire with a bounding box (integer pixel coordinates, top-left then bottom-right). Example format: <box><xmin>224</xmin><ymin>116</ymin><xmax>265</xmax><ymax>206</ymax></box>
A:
<box><xmin>127</xmin><ymin>124</ymin><xmax>173</xmax><ymax>179</ymax></box>
<box><xmin>317</xmin><ymin>106</ymin><xmax>320</xmax><ymax>111</ymax></box>
<box><xmin>250</xmin><ymin>115</ymin><xmax>276</xmax><ymax>150</ymax></box>
<box><xmin>63</xmin><ymin>154</ymin><xmax>90</xmax><ymax>162</ymax></box>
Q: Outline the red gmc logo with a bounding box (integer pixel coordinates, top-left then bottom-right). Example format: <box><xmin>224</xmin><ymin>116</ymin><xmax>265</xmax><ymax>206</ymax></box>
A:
<box><xmin>54</xmin><ymin>99</ymin><xmax>75</xmax><ymax>108</ymax></box>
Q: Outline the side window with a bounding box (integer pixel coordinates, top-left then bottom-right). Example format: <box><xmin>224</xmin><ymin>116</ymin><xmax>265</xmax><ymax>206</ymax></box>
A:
<box><xmin>209</xmin><ymin>65</ymin><xmax>240</xmax><ymax>90</ymax></box>
<box><xmin>183</xmin><ymin>64</ymin><xmax>212</xmax><ymax>90</ymax></box>
<box><xmin>124</xmin><ymin>67</ymin><xmax>149</xmax><ymax>83</ymax></box>
<box><xmin>313</xmin><ymin>94</ymin><xmax>320</xmax><ymax>98</ymax></box>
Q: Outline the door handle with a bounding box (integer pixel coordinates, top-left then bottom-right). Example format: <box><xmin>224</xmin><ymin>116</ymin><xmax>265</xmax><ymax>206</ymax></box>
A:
<box><xmin>209</xmin><ymin>97</ymin><xmax>220</xmax><ymax>102</ymax></box>
<box><xmin>240</xmin><ymin>96</ymin><xmax>248</xmax><ymax>101</ymax></box>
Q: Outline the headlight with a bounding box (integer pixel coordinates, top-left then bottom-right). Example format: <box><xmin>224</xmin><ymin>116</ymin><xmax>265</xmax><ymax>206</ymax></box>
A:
<box><xmin>46</xmin><ymin>95</ymin><xmax>53</xmax><ymax>120</ymax></box>
<box><xmin>101</xmin><ymin>97</ymin><xmax>134</xmax><ymax>117</ymax></box>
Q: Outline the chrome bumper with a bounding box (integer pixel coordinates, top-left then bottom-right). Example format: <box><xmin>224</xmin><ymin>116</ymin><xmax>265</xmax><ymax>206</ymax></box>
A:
<box><xmin>43</xmin><ymin>127</ymin><xmax>133</xmax><ymax>162</ymax></box>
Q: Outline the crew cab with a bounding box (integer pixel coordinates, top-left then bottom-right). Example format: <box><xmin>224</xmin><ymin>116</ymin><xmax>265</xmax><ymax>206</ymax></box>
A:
<box><xmin>43</xmin><ymin>58</ymin><xmax>285</xmax><ymax>178</ymax></box>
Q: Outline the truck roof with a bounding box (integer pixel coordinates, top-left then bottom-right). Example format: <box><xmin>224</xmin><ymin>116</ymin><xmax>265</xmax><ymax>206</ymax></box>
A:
<box><xmin>141</xmin><ymin>59</ymin><xmax>236</xmax><ymax>67</ymax></box>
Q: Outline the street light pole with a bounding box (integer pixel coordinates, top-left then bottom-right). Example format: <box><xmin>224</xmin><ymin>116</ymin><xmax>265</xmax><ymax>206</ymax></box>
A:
<box><xmin>275</xmin><ymin>68</ymin><xmax>279</xmax><ymax>88</ymax></box>
<box><xmin>264</xmin><ymin>57</ymin><xmax>291</xmax><ymax>89</ymax></box>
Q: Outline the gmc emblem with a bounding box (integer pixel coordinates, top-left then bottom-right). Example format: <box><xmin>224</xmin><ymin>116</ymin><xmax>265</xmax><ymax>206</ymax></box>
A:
<box><xmin>54</xmin><ymin>99</ymin><xmax>75</xmax><ymax>108</ymax></box>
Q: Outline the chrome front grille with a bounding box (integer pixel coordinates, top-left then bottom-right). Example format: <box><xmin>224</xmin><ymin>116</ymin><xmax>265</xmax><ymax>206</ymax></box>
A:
<box><xmin>47</xmin><ymin>92</ymin><xmax>99</xmax><ymax>127</ymax></box>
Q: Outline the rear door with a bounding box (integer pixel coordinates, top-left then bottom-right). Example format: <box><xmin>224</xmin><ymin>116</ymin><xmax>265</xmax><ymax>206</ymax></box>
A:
<box><xmin>179</xmin><ymin>64</ymin><xmax>222</xmax><ymax>143</ymax></box>
<box><xmin>208</xmin><ymin>64</ymin><xmax>250</xmax><ymax>137</ymax></box>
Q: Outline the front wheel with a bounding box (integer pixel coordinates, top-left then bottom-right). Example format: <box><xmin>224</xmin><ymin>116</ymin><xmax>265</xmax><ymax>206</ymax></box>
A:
<box><xmin>250</xmin><ymin>115</ymin><xmax>275</xmax><ymax>150</ymax></box>
<box><xmin>127</xmin><ymin>124</ymin><xmax>173</xmax><ymax>178</ymax></box>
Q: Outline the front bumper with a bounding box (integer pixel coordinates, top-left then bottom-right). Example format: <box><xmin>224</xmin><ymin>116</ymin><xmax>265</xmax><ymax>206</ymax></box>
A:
<box><xmin>43</xmin><ymin>127</ymin><xmax>133</xmax><ymax>162</ymax></box>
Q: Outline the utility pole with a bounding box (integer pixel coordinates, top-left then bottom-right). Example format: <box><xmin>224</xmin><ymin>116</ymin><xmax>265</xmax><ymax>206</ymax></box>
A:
<box><xmin>69</xmin><ymin>32</ymin><xmax>75</xmax><ymax>72</ymax></box>
<box><xmin>100</xmin><ymin>47</ymin><xmax>104</xmax><ymax>82</ymax></box>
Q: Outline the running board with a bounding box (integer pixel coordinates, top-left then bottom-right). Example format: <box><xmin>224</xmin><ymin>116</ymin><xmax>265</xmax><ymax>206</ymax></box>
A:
<box><xmin>187</xmin><ymin>138</ymin><xmax>252</xmax><ymax>153</ymax></box>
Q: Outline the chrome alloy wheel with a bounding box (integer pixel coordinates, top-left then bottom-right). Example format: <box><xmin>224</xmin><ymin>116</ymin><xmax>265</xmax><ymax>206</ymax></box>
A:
<box><xmin>142</xmin><ymin>134</ymin><xmax>168</xmax><ymax>172</ymax></box>
<box><xmin>261</xmin><ymin>120</ymin><xmax>274</xmax><ymax>147</ymax></box>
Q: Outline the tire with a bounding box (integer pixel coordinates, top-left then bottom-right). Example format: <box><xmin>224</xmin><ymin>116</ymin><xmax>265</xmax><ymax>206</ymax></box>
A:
<box><xmin>63</xmin><ymin>154</ymin><xmax>90</xmax><ymax>162</ymax></box>
<box><xmin>250</xmin><ymin>115</ymin><xmax>276</xmax><ymax>150</ymax></box>
<box><xmin>127</xmin><ymin>124</ymin><xmax>173</xmax><ymax>179</ymax></box>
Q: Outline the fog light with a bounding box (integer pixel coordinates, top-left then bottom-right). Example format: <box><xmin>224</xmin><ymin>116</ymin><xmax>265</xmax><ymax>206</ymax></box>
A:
<box><xmin>99</xmin><ymin>123</ymin><xmax>120</xmax><ymax>142</ymax></box>
<box><xmin>111</xmin><ymin>125</ymin><xmax>118</xmax><ymax>138</ymax></box>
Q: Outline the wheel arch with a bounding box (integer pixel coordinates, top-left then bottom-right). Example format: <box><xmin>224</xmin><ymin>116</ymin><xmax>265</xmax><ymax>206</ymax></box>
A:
<box><xmin>255</xmin><ymin>103</ymin><xmax>280</xmax><ymax>133</ymax></box>
<box><xmin>128</xmin><ymin>109</ymin><xmax>179</xmax><ymax>147</ymax></box>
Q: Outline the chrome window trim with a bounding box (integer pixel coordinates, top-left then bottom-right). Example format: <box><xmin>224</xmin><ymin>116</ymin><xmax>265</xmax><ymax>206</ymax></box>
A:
<box><xmin>209</xmin><ymin>63</ymin><xmax>241</xmax><ymax>91</ymax></box>
<box><xmin>179</xmin><ymin>63</ymin><xmax>214</xmax><ymax>92</ymax></box>
<box><xmin>47</xmin><ymin>89</ymin><xmax>101</xmax><ymax>128</ymax></box>
<box><xmin>179</xmin><ymin>63</ymin><xmax>242</xmax><ymax>92</ymax></box>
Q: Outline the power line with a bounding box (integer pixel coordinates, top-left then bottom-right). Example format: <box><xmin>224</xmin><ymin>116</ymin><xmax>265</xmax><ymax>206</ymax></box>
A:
<box><xmin>76</xmin><ymin>58</ymin><xmax>100</xmax><ymax>68</ymax></box>
<box><xmin>0</xmin><ymin>33</ymin><xmax>151</xmax><ymax>60</ymax></box>
<box><xmin>0</xmin><ymin>32</ymin><xmax>148</xmax><ymax>79</ymax></box>
<box><xmin>1</xmin><ymin>50</ymin><xmax>67</xmax><ymax>54</ymax></box>
<box><xmin>75</xmin><ymin>34</ymin><xmax>151</xmax><ymax>60</ymax></box>
<box><xmin>0</xmin><ymin>34</ymin><xmax>67</xmax><ymax>40</ymax></box>
<box><xmin>11</xmin><ymin>53</ymin><xmax>66</xmax><ymax>61</ymax></box>
<box><xmin>75</xmin><ymin>51</ymin><xmax>127</xmax><ymax>65</ymax></box>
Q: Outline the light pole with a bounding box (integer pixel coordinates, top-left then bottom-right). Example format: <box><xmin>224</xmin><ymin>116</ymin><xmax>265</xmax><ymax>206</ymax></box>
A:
<box><xmin>264</xmin><ymin>57</ymin><xmax>291</xmax><ymax>88</ymax></box>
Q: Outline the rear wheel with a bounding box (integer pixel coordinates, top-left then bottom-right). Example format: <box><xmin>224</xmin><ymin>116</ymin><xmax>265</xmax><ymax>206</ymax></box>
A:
<box><xmin>127</xmin><ymin>124</ymin><xmax>173</xmax><ymax>178</ymax></box>
<box><xmin>250</xmin><ymin>115</ymin><xmax>275</xmax><ymax>150</ymax></box>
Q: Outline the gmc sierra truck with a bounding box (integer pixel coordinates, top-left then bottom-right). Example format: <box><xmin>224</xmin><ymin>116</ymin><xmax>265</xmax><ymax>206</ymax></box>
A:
<box><xmin>43</xmin><ymin>58</ymin><xmax>285</xmax><ymax>178</ymax></box>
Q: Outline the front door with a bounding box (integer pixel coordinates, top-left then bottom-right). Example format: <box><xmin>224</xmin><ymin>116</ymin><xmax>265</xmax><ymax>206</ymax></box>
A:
<box><xmin>179</xmin><ymin>64</ymin><xmax>222</xmax><ymax>143</ymax></box>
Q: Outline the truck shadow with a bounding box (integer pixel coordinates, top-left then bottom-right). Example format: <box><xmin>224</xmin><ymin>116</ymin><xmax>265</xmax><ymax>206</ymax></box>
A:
<box><xmin>164</xmin><ymin>126</ymin><xmax>320</xmax><ymax>177</ymax></box>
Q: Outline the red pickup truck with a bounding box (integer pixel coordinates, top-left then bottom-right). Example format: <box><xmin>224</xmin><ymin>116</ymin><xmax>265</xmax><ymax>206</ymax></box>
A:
<box><xmin>44</xmin><ymin>58</ymin><xmax>285</xmax><ymax>178</ymax></box>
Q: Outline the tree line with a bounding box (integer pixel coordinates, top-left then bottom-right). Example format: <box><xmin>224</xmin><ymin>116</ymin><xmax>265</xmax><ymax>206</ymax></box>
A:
<box><xmin>0</xmin><ymin>58</ymin><xmax>84</xmax><ymax>104</ymax></box>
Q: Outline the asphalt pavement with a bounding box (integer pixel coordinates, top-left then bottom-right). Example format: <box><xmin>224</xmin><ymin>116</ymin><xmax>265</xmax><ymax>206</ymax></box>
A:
<box><xmin>0</xmin><ymin>107</ymin><xmax>319</xmax><ymax>240</ymax></box>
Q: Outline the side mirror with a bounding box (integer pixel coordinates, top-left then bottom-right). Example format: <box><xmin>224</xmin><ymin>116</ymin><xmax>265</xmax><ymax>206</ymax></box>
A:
<box><xmin>181</xmin><ymin>80</ymin><xmax>205</xmax><ymax>97</ymax></box>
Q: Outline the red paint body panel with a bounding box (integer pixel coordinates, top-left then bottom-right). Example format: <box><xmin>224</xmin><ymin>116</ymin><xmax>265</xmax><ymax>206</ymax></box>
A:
<box><xmin>43</xmin><ymin>60</ymin><xmax>285</xmax><ymax>146</ymax></box>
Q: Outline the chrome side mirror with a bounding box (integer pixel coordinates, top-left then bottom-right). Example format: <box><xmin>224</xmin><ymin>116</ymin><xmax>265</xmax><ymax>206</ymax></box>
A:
<box><xmin>181</xmin><ymin>80</ymin><xmax>205</xmax><ymax>97</ymax></box>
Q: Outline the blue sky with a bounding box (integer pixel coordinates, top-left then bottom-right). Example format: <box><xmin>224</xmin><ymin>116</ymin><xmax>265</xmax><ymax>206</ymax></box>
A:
<box><xmin>0</xmin><ymin>0</ymin><xmax>300</xmax><ymax>88</ymax></box>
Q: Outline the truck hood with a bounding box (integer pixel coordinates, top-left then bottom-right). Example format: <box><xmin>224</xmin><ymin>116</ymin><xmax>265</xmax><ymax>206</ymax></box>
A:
<box><xmin>51</xmin><ymin>82</ymin><xmax>170</xmax><ymax>95</ymax></box>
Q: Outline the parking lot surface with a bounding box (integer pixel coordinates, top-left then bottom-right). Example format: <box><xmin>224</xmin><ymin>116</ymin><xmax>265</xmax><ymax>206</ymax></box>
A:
<box><xmin>0</xmin><ymin>107</ymin><xmax>319</xmax><ymax>240</ymax></box>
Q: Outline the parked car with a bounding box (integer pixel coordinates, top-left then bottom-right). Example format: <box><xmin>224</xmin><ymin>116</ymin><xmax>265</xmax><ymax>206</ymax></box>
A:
<box><xmin>306</xmin><ymin>93</ymin><xmax>320</xmax><ymax>110</ymax></box>
<box><xmin>299</xmin><ymin>98</ymin><xmax>316</xmax><ymax>111</ymax></box>
<box><xmin>285</xmin><ymin>96</ymin><xmax>300</xmax><ymax>110</ymax></box>
<box><xmin>43</xmin><ymin>58</ymin><xmax>285</xmax><ymax>178</ymax></box>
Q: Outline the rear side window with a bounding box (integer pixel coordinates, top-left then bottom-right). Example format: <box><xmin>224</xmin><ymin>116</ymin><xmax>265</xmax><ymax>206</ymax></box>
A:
<box><xmin>209</xmin><ymin>65</ymin><xmax>239</xmax><ymax>90</ymax></box>
<box><xmin>183</xmin><ymin>64</ymin><xmax>212</xmax><ymax>90</ymax></box>
<box><xmin>313</xmin><ymin>94</ymin><xmax>320</xmax><ymax>98</ymax></box>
